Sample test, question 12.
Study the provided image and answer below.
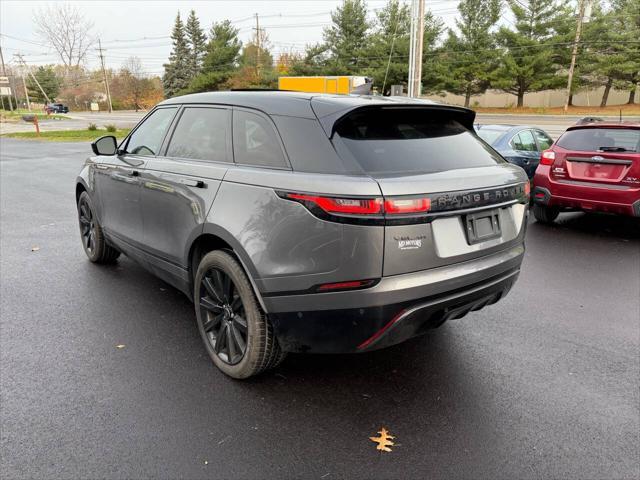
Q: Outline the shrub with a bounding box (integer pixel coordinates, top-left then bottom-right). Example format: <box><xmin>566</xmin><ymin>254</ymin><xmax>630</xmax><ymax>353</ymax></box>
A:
<box><xmin>105</xmin><ymin>124</ymin><xmax>117</xmax><ymax>132</ymax></box>
<box><xmin>87</xmin><ymin>123</ymin><xmax>97</xmax><ymax>131</ymax></box>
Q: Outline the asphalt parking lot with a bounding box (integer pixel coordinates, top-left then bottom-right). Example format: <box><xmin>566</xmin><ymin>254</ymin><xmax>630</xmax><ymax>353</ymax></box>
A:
<box><xmin>1</xmin><ymin>138</ymin><xmax>639</xmax><ymax>479</ymax></box>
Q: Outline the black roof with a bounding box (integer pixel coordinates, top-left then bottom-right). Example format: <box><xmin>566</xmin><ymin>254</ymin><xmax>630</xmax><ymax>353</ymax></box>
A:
<box><xmin>159</xmin><ymin>91</ymin><xmax>476</xmax><ymax>130</ymax></box>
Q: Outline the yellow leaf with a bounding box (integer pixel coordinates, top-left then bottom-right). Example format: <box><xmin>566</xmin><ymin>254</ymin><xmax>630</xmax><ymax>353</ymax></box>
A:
<box><xmin>115</xmin><ymin>344</ymin><xmax>125</xmax><ymax>349</ymax></box>
<box><xmin>369</xmin><ymin>427</ymin><xmax>395</xmax><ymax>452</ymax></box>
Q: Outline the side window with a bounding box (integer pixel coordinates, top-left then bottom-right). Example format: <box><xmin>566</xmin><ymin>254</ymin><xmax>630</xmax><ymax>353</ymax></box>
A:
<box><xmin>534</xmin><ymin>130</ymin><xmax>553</xmax><ymax>150</ymax></box>
<box><xmin>166</xmin><ymin>107</ymin><xmax>230</xmax><ymax>162</ymax></box>
<box><xmin>232</xmin><ymin>110</ymin><xmax>288</xmax><ymax>168</ymax></box>
<box><xmin>126</xmin><ymin>108</ymin><xmax>177</xmax><ymax>156</ymax></box>
<box><xmin>512</xmin><ymin>130</ymin><xmax>537</xmax><ymax>152</ymax></box>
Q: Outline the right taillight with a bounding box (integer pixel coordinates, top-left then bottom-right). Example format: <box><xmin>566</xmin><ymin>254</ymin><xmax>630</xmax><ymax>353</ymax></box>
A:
<box><xmin>540</xmin><ymin>150</ymin><xmax>555</xmax><ymax>165</ymax></box>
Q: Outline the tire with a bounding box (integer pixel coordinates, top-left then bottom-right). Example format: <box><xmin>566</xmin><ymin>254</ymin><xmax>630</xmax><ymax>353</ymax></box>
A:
<box><xmin>194</xmin><ymin>250</ymin><xmax>285</xmax><ymax>379</ymax></box>
<box><xmin>532</xmin><ymin>204</ymin><xmax>560</xmax><ymax>224</ymax></box>
<box><xmin>77</xmin><ymin>191</ymin><xmax>120</xmax><ymax>263</ymax></box>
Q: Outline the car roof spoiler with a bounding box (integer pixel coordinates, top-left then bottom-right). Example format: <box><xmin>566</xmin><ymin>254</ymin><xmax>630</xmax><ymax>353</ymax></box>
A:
<box><xmin>310</xmin><ymin>100</ymin><xmax>476</xmax><ymax>137</ymax></box>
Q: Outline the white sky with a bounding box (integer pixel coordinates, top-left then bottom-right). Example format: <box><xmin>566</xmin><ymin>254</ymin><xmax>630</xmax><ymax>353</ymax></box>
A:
<box><xmin>0</xmin><ymin>0</ymin><xmax>462</xmax><ymax>76</ymax></box>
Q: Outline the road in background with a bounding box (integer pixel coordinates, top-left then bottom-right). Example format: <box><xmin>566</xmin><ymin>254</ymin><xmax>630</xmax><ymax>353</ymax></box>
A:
<box><xmin>1</xmin><ymin>139</ymin><xmax>638</xmax><ymax>479</ymax></box>
<box><xmin>2</xmin><ymin>110</ymin><xmax>639</xmax><ymax>137</ymax></box>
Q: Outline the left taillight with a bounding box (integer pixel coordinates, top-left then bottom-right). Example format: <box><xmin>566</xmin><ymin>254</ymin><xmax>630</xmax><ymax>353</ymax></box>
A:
<box><xmin>283</xmin><ymin>192</ymin><xmax>383</xmax><ymax>215</ymax></box>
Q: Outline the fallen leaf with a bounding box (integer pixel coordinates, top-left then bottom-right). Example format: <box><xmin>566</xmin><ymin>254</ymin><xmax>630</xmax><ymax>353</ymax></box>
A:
<box><xmin>370</xmin><ymin>427</ymin><xmax>395</xmax><ymax>452</ymax></box>
<box><xmin>31</xmin><ymin>246</ymin><xmax>40</xmax><ymax>252</ymax></box>
<box><xmin>204</xmin><ymin>460</ymin><xmax>208</xmax><ymax>465</ymax></box>
<box><xmin>115</xmin><ymin>344</ymin><xmax>125</xmax><ymax>349</ymax></box>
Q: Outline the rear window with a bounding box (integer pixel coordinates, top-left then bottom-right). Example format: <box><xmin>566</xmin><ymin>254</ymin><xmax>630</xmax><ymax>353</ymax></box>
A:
<box><xmin>476</xmin><ymin>128</ymin><xmax>505</xmax><ymax>145</ymax></box>
<box><xmin>333</xmin><ymin>109</ymin><xmax>504</xmax><ymax>175</ymax></box>
<box><xmin>557</xmin><ymin>128</ymin><xmax>640</xmax><ymax>152</ymax></box>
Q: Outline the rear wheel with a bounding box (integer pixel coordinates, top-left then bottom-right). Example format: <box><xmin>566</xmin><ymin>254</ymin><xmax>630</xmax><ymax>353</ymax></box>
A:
<box><xmin>532</xmin><ymin>204</ymin><xmax>560</xmax><ymax>224</ymax></box>
<box><xmin>77</xmin><ymin>191</ymin><xmax>120</xmax><ymax>263</ymax></box>
<box><xmin>194</xmin><ymin>250</ymin><xmax>285</xmax><ymax>379</ymax></box>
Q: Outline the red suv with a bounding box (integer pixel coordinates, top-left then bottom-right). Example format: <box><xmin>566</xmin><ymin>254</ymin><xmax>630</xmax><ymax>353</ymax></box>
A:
<box><xmin>532</xmin><ymin>122</ymin><xmax>640</xmax><ymax>223</ymax></box>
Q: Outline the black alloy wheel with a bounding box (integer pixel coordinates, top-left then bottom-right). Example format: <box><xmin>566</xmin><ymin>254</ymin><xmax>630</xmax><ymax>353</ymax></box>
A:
<box><xmin>199</xmin><ymin>268</ymin><xmax>248</xmax><ymax>365</ymax></box>
<box><xmin>79</xmin><ymin>198</ymin><xmax>96</xmax><ymax>254</ymax></box>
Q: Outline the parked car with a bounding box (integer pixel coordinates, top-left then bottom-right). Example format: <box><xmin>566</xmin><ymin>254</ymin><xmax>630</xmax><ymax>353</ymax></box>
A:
<box><xmin>476</xmin><ymin>124</ymin><xmax>554</xmax><ymax>178</ymax></box>
<box><xmin>45</xmin><ymin>103</ymin><xmax>69</xmax><ymax>114</ymax></box>
<box><xmin>532</xmin><ymin>121</ymin><xmax>640</xmax><ymax>223</ymax></box>
<box><xmin>77</xmin><ymin>92</ymin><xmax>530</xmax><ymax>379</ymax></box>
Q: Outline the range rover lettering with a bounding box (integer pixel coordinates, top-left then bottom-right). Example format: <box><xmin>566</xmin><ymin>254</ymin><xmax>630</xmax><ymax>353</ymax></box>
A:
<box><xmin>76</xmin><ymin>92</ymin><xmax>529</xmax><ymax>379</ymax></box>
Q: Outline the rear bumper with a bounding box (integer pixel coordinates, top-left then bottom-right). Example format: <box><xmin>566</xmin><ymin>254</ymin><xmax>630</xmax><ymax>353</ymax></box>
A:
<box><xmin>534</xmin><ymin>166</ymin><xmax>640</xmax><ymax>217</ymax></box>
<box><xmin>266</xmin><ymin>244</ymin><xmax>524</xmax><ymax>353</ymax></box>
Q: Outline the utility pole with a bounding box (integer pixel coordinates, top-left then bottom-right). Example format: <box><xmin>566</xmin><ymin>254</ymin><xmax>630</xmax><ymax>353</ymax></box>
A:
<box><xmin>97</xmin><ymin>39</ymin><xmax>113</xmax><ymax>113</ymax></box>
<box><xmin>21</xmin><ymin>73</ymin><xmax>31</xmax><ymax>111</ymax></box>
<box><xmin>15</xmin><ymin>53</ymin><xmax>50</xmax><ymax>105</ymax></box>
<box><xmin>407</xmin><ymin>0</ymin><xmax>425</xmax><ymax>98</ymax></box>
<box><xmin>254</xmin><ymin>13</ymin><xmax>261</xmax><ymax>79</ymax></box>
<box><xmin>564</xmin><ymin>0</ymin><xmax>587</xmax><ymax>113</ymax></box>
<box><xmin>0</xmin><ymin>45</ymin><xmax>14</xmax><ymax>111</ymax></box>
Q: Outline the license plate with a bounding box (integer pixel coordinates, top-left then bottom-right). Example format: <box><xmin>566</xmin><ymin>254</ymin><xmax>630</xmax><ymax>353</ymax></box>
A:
<box><xmin>465</xmin><ymin>209</ymin><xmax>501</xmax><ymax>245</ymax></box>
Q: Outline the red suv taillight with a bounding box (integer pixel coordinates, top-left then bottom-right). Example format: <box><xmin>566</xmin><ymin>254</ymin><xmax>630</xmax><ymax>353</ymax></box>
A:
<box><xmin>285</xmin><ymin>193</ymin><xmax>383</xmax><ymax>215</ymax></box>
<box><xmin>540</xmin><ymin>150</ymin><xmax>555</xmax><ymax>165</ymax></box>
<box><xmin>280</xmin><ymin>192</ymin><xmax>432</xmax><ymax>218</ymax></box>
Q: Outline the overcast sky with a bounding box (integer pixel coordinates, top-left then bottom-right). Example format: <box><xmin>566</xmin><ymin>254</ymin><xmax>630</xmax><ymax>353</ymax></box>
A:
<box><xmin>0</xmin><ymin>0</ymin><xmax>463</xmax><ymax>75</ymax></box>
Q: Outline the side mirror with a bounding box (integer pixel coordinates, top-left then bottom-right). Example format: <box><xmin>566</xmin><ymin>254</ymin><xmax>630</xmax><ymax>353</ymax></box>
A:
<box><xmin>91</xmin><ymin>135</ymin><xmax>117</xmax><ymax>156</ymax></box>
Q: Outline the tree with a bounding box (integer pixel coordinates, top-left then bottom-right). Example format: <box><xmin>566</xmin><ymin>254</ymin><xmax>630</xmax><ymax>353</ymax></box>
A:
<box><xmin>185</xmin><ymin>20</ymin><xmax>242</xmax><ymax>93</ymax></box>
<box><xmin>120</xmin><ymin>57</ymin><xmax>146</xmax><ymax>111</ymax></box>
<box><xmin>185</xmin><ymin>10</ymin><xmax>207</xmax><ymax>78</ymax></box>
<box><xmin>162</xmin><ymin>12</ymin><xmax>192</xmax><ymax>98</ymax></box>
<box><xmin>27</xmin><ymin>66</ymin><xmax>60</xmax><ymax>103</ymax></box>
<box><xmin>33</xmin><ymin>4</ymin><xmax>94</xmax><ymax>72</ymax></box>
<box><xmin>361</xmin><ymin>0</ymin><xmax>412</xmax><ymax>94</ymax></box>
<box><xmin>493</xmin><ymin>0</ymin><xmax>569</xmax><ymax>107</ymax></box>
<box><xmin>433</xmin><ymin>0</ymin><xmax>500</xmax><ymax>107</ymax></box>
<box><xmin>323</xmin><ymin>0</ymin><xmax>371</xmax><ymax>74</ymax></box>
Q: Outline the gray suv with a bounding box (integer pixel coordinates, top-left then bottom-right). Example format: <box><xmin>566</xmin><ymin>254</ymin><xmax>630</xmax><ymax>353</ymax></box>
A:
<box><xmin>77</xmin><ymin>92</ymin><xmax>529</xmax><ymax>379</ymax></box>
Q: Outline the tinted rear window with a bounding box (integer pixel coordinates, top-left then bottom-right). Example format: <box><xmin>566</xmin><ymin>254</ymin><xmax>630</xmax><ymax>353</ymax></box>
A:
<box><xmin>557</xmin><ymin>128</ymin><xmax>640</xmax><ymax>152</ymax></box>
<box><xmin>476</xmin><ymin>128</ymin><xmax>505</xmax><ymax>145</ymax></box>
<box><xmin>334</xmin><ymin>109</ymin><xmax>504</xmax><ymax>175</ymax></box>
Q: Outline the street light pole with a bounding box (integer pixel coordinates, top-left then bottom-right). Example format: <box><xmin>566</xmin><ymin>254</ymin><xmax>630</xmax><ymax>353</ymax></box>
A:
<box><xmin>407</xmin><ymin>0</ymin><xmax>425</xmax><ymax>98</ymax></box>
<box><xmin>563</xmin><ymin>0</ymin><xmax>587</xmax><ymax>113</ymax></box>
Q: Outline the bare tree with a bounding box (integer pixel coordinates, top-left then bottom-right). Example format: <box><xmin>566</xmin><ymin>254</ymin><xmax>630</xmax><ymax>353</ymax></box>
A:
<box><xmin>33</xmin><ymin>4</ymin><xmax>94</xmax><ymax>72</ymax></box>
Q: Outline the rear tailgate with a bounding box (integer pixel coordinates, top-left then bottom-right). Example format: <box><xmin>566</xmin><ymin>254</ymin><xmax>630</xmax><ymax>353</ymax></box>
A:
<box><xmin>551</xmin><ymin>126</ymin><xmax>640</xmax><ymax>186</ymax></box>
<box><xmin>330</xmin><ymin>105</ymin><xmax>529</xmax><ymax>277</ymax></box>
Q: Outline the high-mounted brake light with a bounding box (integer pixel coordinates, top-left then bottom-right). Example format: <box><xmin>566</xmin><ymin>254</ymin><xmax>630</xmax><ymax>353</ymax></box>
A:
<box><xmin>540</xmin><ymin>150</ymin><xmax>555</xmax><ymax>165</ymax></box>
<box><xmin>285</xmin><ymin>193</ymin><xmax>383</xmax><ymax>215</ymax></box>
<box><xmin>384</xmin><ymin>197</ymin><xmax>431</xmax><ymax>214</ymax></box>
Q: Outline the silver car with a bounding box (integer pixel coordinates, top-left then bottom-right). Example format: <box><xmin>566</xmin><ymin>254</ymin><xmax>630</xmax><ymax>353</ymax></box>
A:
<box><xmin>76</xmin><ymin>92</ymin><xmax>529</xmax><ymax>379</ymax></box>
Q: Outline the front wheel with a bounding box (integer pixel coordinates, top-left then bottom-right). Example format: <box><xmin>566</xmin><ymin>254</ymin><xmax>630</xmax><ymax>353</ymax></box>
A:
<box><xmin>77</xmin><ymin>191</ymin><xmax>120</xmax><ymax>263</ymax></box>
<box><xmin>194</xmin><ymin>250</ymin><xmax>285</xmax><ymax>379</ymax></box>
<box><xmin>532</xmin><ymin>204</ymin><xmax>560</xmax><ymax>224</ymax></box>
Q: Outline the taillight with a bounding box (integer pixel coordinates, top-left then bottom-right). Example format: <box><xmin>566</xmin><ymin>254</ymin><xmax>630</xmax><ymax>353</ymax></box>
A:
<box><xmin>285</xmin><ymin>193</ymin><xmax>383</xmax><ymax>215</ymax></box>
<box><xmin>540</xmin><ymin>150</ymin><xmax>555</xmax><ymax>165</ymax></box>
<box><xmin>384</xmin><ymin>197</ymin><xmax>431</xmax><ymax>214</ymax></box>
<box><xmin>524</xmin><ymin>182</ymin><xmax>530</xmax><ymax>197</ymax></box>
<box><xmin>316</xmin><ymin>279</ymin><xmax>377</xmax><ymax>292</ymax></box>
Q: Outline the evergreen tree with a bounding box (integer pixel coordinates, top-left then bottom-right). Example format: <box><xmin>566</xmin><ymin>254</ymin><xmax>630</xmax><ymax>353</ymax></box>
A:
<box><xmin>361</xmin><ymin>0</ymin><xmax>411</xmax><ymax>94</ymax></box>
<box><xmin>323</xmin><ymin>0</ymin><xmax>371</xmax><ymax>74</ymax></box>
<box><xmin>28</xmin><ymin>65</ymin><xmax>60</xmax><ymax>102</ymax></box>
<box><xmin>186</xmin><ymin>20</ymin><xmax>242</xmax><ymax>93</ymax></box>
<box><xmin>162</xmin><ymin>12</ymin><xmax>191</xmax><ymax>98</ymax></box>
<box><xmin>432</xmin><ymin>0</ymin><xmax>500</xmax><ymax>107</ymax></box>
<box><xmin>493</xmin><ymin>0</ymin><xmax>569</xmax><ymax>107</ymax></box>
<box><xmin>185</xmin><ymin>10</ymin><xmax>207</xmax><ymax>78</ymax></box>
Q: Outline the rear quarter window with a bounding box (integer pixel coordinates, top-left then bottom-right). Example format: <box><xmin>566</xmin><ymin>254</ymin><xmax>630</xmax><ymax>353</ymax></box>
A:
<box><xmin>556</xmin><ymin>128</ymin><xmax>640</xmax><ymax>152</ymax></box>
<box><xmin>333</xmin><ymin>108</ymin><xmax>504</xmax><ymax>175</ymax></box>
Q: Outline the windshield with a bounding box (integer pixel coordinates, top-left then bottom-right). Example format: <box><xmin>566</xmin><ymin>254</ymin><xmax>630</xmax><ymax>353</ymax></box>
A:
<box><xmin>333</xmin><ymin>109</ymin><xmax>504</xmax><ymax>175</ymax></box>
<box><xmin>556</xmin><ymin>128</ymin><xmax>640</xmax><ymax>152</ymax></box>
<box><xmin>476</xmin><ymin>128</ymin><xmax>506</xmax><ymax>145</ymax></box>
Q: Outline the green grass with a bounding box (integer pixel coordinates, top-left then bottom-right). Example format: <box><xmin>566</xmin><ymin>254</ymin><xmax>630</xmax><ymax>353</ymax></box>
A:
<box><xmin>2</xmin><ymin>128</ymin><xmax>131</xmax><ymax>142</ymax></box>
<box><xmin>1</xmin><ymin>109</ymin><xmax>69</xmax><ymax>121</ymax></box>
